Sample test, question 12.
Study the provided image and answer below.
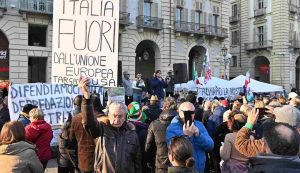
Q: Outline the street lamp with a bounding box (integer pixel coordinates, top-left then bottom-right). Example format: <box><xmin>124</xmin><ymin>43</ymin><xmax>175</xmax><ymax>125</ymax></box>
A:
<box><xmin>218</xmin><ymin>45</ymin><xmax>232</xmax><ymax>79</ymax></box>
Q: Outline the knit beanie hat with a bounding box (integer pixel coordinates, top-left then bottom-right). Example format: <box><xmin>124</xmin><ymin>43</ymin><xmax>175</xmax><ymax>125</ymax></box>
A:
<box><xmin>127</xmin><ymin>102</ymin><xmax>148</xmax><ymax>123</ymax></box>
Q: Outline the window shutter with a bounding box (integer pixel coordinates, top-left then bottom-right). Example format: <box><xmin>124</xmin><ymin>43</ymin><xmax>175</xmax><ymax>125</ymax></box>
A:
<box><xmin>184</xmin><ymin>8</ymin><xmax>188</xmax><ymax>22</ymax></box>
<box><xmin>152</xmin><ymin>3</ymin><xmax>158</xmax><ymax>17</ymax></box>
<box><xmin>203</xmin><ymin>12</ymin><xmax>207</xmax><ymax>24</ymax></box>
<box><xmin>263</xmin><ymin>0</ymin><xmax>267</xmax><ymax>8</ymax></box>
<box><xmin>254</xmin><ymin>27</ymin><xmax>257</xmax><ymax>42</ymax></box>
<box><xmin>254</xmin><ymin>0</ymin><xmax>258</xmax><ymax>10</ymax></box>
<box><xmin>138</xmin><ymin>0</ymin><xmax>144</xmax><ymax>15</ymax></box>
<box><xmin>208</xmin><ymin>13</ymin><xmax>213</xmax><ymax>25</ymax></box>
<box><xmin>191</xmin><ymin>10</ymin><xmax>195</xmax><ymax>30</ymax></box>
<box><xmin>237</xmin><ymin>30</ymin><xmax>240</xmax><ymax>44</ymax></box>
<box><xmin>174</xmin><ymin>7</ymin><xmax>177</xmax><ymax>21</ymax></box>
<box><xmin>264</xmin><ymin>23</ymin><xmax>268</xmax><ymax>41</ymax></box>
<box><xmin>196</xmin><ymin>1</ymin><xmax>200</xmax><ymax>11</ymax></box>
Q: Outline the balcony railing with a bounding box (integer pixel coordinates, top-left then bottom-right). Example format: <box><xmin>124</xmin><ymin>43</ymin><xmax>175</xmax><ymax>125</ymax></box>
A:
<box><xmin>245</xmin><ymin>40</ymin><xmax>273</xmax><ymax>50</ymax></box>
<box><xmin>0</xmin><ymin>0</ymin><xmax>6</xmax><ymax>9</ymax></box>
<box><xmin>136</xmin><ymin>15</ymin><xmax>163</xmax><ymax>30</ymax></box>
<box><xmin>174</xmin><ymin>21</ymin><xmax>195</xmax><ymax>33</ymax></box>
<box><xmin>229</xmin><ymin>15</ymin><xmax>240</xmax><ymax>23</ymax></box>
<box><xmin>254</xmin><ymin>7</ymin><xmax>266</xmax><ymax>17</ymax></box>
<box><xmin>195</xmin><ymin>24</ymin><xmax>228</xmax><ymax>38</ymax></box>
<box><xmin>19</xmin><ymin>0</ymin><xmax>53</xmax><ymax>15</ymax></box>
<box><xmin>290</xmin><ymin>40</ymin><xmax>300</xmax><ymax>49</ymax></box>
<box><xmin>119</xmin><ymin>12</ymin><xmax>130</xmax><ymax>26</ymax></box>
<box><xmin>289</xmin><ymin>4</ymin><xmax>298</xmax><ymax>13</ymax></box>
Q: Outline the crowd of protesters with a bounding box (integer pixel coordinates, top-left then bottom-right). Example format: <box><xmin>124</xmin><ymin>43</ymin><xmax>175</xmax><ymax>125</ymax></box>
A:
<box><xmin>0</xmin><ymin>72</ymin><xmax>300</xmax><ymax>173</ymax></box>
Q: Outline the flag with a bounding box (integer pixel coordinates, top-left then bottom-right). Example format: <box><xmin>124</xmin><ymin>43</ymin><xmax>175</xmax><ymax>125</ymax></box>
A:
<box><xmin>192</xmin><ymin>61</ymin><xmax>201</xmax><ymax>85</ymax></box>
<box><xmin>204</xmin><ymin>50</ymin><xmax>212</xmax><ymax>84</ymax></box>
<box><xmin>244</xmin><ymin>70</ymin><xmax>250</xmax><ymax>95</ymax></box>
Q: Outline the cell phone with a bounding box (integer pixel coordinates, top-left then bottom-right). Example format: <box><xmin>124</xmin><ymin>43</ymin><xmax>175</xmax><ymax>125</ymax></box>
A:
<box><xmin>256</xmin><ymin>108</ymin><xmax>267</xmax><ymax>116</ymax></box>
<box><xmin>183</xmin><ymin>111</ymin><xmax>194</xmax><ymax>126</ymax></box>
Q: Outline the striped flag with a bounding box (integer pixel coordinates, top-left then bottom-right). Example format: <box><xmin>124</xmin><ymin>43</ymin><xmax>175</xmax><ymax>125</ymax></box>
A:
<box><xmin>204</xmin><ymin>50</ymin><xmax>211</xmax><ymax>84</ymax></box>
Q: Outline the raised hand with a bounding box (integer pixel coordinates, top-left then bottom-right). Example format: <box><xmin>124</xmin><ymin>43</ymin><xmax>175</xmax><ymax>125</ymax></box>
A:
<box><xmin>78</xmin><ymin>76</ymin><xmax>90</xmax><ymax>99</ymax></box>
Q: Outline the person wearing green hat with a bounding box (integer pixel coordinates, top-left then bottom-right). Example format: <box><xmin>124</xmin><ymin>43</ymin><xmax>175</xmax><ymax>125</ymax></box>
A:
<box><xmin>127</xmin><ymin>102</ymin><xmax>152</xmax><ymax>173</ymax></box>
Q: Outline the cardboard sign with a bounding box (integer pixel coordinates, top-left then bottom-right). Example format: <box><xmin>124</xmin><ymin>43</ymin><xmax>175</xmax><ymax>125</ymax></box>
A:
<box><xmin>8</xmin><ymin>83</ymin><xmax>103</xmax><ymax>125</ymax></box>
<box><xmin>51</xmin><ymin>0</ymin><xmax>119</xmax><ymax>87</ymax></box>
<box><xmin>107</xmin><ymin>87</ymin><xmax>125</xmax><ymax>103</ymax></box>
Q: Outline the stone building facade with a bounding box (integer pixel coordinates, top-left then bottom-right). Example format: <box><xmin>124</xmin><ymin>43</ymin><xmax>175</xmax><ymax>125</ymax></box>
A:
<box><xmin>229</xmin><ymin>0</ymin><xmax>300</xmax><ymax>91</ymax></box>
<box><xmin>0</xmin><ymin>0</ymin><xmax>229</xmax><ymax>87</ymax></box>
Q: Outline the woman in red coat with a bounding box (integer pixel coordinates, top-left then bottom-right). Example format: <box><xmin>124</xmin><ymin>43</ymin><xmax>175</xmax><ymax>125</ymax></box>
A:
<box><xmin>25</xmin><ymin>108</ymin><xmax>53</xmax><ymax>170</ymax></box>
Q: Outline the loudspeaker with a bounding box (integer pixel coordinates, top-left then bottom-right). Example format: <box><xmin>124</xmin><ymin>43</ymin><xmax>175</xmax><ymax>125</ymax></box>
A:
<box><xmin>117</xmin><ymin>61</ymin><xmax>122</xmax><ymax>86</ymax></box>
<box><xmin>173</xmin><ymin>63</ymin><xmax>188</xmax><ymax>84</ymax></box>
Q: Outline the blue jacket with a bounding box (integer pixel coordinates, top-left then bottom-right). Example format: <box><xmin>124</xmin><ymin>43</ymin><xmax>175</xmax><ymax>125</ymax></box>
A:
<box><xmin>207</xmin><ymin>106</ymin><xmax>225</xmax><ymax>137</ymax></box>
<box><xmin>166</xmin><ymin>116</ymin><xmax>214</xmax><ymax>172</ymax></box>
<box><xmin>17</xmin><ymin>114</ymin><xmax>30</xmax><ymax>127</ymax></box>
<box><xmin>151</xmin><ymin>77</ymin><xmax>166</xmax><ymax>99</ymax></box>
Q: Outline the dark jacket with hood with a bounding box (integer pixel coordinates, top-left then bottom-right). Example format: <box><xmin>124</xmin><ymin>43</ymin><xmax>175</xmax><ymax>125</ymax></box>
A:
<box><xmin>168</xmin><ymin>166</ymin><xmax>194</xmax><ymax>173</ymax></box>
<box><xmin>0</xmin><ymin>105</ymin><xmax>10</xmax><ymax>131</ymax></box>
<box><xmin>207</xmin><ymin>106</ymin><xmax>225</xmax><ymax>137</ymax></box>
<box><xmin>144</xmin><ymin>104</ymin><xmax>162</xmax><ymax>123</ymax></box>
<box><xmin>145</xmin><ymin>111</ymin><xmax>173</xmax><ymax>172</ymax></box>
<box><xmin>248</xmin><ymin>153</ymin><xmax>300</xmax><ymax>173</ymax></box>
<box><xmin>81</xmin><ymin>98</ymin><xmax>142</xmax><ymax>173</ymax></box>
<box><xmin>0</xmin><ymin>141</ymin><xmax>43</xmax><ymax>173</ymax></box>
<box><xmin>25</xmin><ymin>120</ymin><xmax>53</xmax><ymax>163</ymax></box>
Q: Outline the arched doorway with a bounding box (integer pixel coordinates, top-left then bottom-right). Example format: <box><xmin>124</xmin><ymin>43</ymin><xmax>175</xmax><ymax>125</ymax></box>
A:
<box><xmin>296</xmin><ymin>57</ymin><xmax>300</xmax><ymax>90</ymax></box>
<box><xmin>188</xmin><ymin>46</ymin><xmax>206</xmax><ymax>80</ymax></box>
<box><xmin>135</xmin><ymin>40</ymin><xmax>160</xmax><ymax>92</ymax></box>
<box><xmin>253</xmin><ymin>56</ymin><xmax>270</xmax><ymax>83</ymax></box>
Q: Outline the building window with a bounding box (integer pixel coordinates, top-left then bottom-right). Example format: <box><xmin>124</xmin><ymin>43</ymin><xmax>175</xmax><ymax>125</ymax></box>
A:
<box><xmin>176</xmin><ymin>7</ymin><xmax>183</xmax><ymax>21</ymax></box>
<box><xmin>230</xmin><ymin>56</ymin><xmax>238</xmax><ymax>67</ymax></box>
<box><xmin>195</xmin><ymin>11</ymin><xmax>201</xmax><ymax>30</ymax></box>
<box><xmin>257</xmin><ymin>26</ymin><xmax>264</xmax><ymax>44</ymax></box>
<box><xmin>258</xmin><ymin>0</ymin><xmax>264</xmax><ymax>9</ymax></box>
<box><xmin>213</xmin><ymin>15</ymin><xmax>218</xmax><ymax>27</ymax></box>
<box><xmin>144</xmin><ymin>1</ymin><xmax>151</xmax><ymax>16</ymax></box>
<box><xmin>28</xmin><ymin>57</ymin><xmax>47</xmax><ymax>83</ymax></box>
<box><xmin>231</xmin><ymin>30</ymin><xmax>239</xmax><ymax>45</ymax></box>
<box><xmin>28</xmin><ymin>25</ymin><xmax>47</xmax><ymax>47</ymax></box>
<box><xmin>232</xmin><ymin>4</ymin><xmax>238</xmax><ymax>17</ymax></box>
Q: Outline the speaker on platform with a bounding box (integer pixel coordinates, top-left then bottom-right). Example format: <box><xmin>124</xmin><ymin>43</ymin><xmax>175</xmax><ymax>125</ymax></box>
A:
<box><xmin>173</xmin><ymin>63</ymin><xmax>188</xmax><ymax>84</ymax></box>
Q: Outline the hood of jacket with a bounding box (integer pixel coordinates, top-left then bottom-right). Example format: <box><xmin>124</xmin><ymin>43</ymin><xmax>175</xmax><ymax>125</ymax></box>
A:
<box><xmin>213</xmin><ymin>106</ymin><xmax>225</xmax><ymax>117</ymax></box>
<box><xmin>0</xmin><ymin>141</ymin><xmax>35</xmax><ymax>155</ymax></box>
<box><xmin>29</xmin><ymin>120</ymin><xmax>52</xmax><ymax>133</ymax></box>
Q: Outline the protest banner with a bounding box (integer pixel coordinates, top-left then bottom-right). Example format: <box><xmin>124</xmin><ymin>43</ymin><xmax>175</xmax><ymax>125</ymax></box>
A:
<box><xmin>197</xmin><ymin>86</ymin><xmax>244</xmax><ymax>100</ymax></box>
<box><xmin>107</xmin><ymin>87</ymin><xmax>125</xmax><ymax>103</ymax></box>
<box><xmin>51</xmin><ymin>0</ymin><xmax>119</xmax><ymax>87</ymax></box>
<box><xmin>8</xmin><ymin>83</ymin><xmax>103</xmax><ymax>125</ymax></box>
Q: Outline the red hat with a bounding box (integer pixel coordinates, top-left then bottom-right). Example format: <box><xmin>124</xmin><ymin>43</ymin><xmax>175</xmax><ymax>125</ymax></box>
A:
<box><xmin>221</xmin><ymin>100</ymin><xmax>229</xmax><ymax>107</ymax></box>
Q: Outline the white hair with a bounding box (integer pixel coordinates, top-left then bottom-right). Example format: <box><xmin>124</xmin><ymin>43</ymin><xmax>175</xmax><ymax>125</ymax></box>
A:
<box><xmin>108</xmin><ymin>102</ymin><xmax>128</xmax><ymax>115</ymax></box>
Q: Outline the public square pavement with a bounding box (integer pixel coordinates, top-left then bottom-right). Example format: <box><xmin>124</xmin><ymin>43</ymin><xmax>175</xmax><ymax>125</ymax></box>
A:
<box><xmin>45</xmin><ymin>159</ymin><xmax>57</xmax><ymax>173</ymax></box>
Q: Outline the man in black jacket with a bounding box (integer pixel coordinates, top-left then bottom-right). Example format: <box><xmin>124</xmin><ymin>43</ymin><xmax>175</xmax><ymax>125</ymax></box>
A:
<box><xmin>249</xmin><ymin>122</ymin><xmax>300</xmax><ymax>173</ymax></box>
<box><xmin>79</xmin><ymin>77</ymin><xmax>142</xmax><ymax>173</ymax></box>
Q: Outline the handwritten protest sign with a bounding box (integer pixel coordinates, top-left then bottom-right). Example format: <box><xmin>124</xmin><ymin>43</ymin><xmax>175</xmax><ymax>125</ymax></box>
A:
<box><xmin>8</xmin><ymin>83</ymin><xmax>103</xmax><ymax>125</ymax></box>
<box><xmin>51</xmin><ymin>0</ymin><xmax>119</xmax><ymax>87</ymax></box>
<box><xmin>107</xmin><ymin>87</ymin><xmax>125</xmax><ymax>103</ymax></box>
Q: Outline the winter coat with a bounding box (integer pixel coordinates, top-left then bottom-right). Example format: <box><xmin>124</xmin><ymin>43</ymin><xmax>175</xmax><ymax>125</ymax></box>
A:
<box><xmin>166</xmin><ymin>116</ymin><xmax>214</xmax><ymax>173</ymax></box>
<box><xmin>69</xmin><ymin>113</ymin><xmax>95</xmax><ymax>172</ymax></box>
<box><xmin>151</xmin><ymin>77</ymin><xmax>166</xmax><ymax>99</ymax></box>
<box><xmin>145</xmin><ymin>112</ymin><xmax>173</xmax><ymax>172</ymax></box>
<box><xmin>220</xmin><ymin>133</ymin><xmax>248</xmax><ymax>173</ymax></box>
<box><xmin>17</xmin><ymin>112</ymin><xmax>30</xmax><ymax>127</ymax></box>
<box><xmin>234</xmin><ymin>127</ymin><xmax>264</xmax><ymax>158</ymax></box>
<box><xmin>0</xmin><ymin>141</ymin><xmax>43</xmax><ymax>173</ymax></box>
<box><xmin>165</xmin><ymin>76</ymin><xmax>175</xmax><ymax>93</ymax></box>
<box><xmin>25</xmin><ymin>120</ymin><xmax>53</xmax><ymax>163</ymax></box>
<box><xmin>144</xmin><ymin>104</ymin><xmax>162</xmax><ymax>123</ymax></box>
<box><xmin>207</xmin><ymin>106</ymin><xmax>225</xmax><ymax>137</ymax></box>
<box><xmin>81</xmin><ymin>98</ymin><xmax>142</xmax><ymax>173</ymax></box>
<box><xmin>168</xmin><ymin>167</ymin><xmax>194</xmax><ymax>173</ymax></box>
<box><xmin>248</xmin><ymin>153</ymin><xmax>300</xmax><ymax>173</ymax></box>
<box><xmin>0</xmin><ymin>105</ymin><xmax>10</xmax><ymax>131</ymax></box>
